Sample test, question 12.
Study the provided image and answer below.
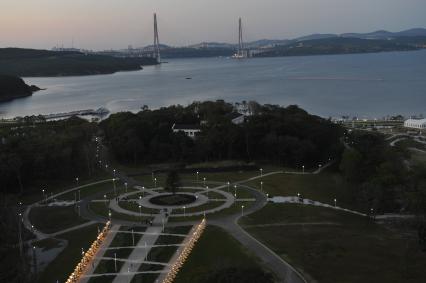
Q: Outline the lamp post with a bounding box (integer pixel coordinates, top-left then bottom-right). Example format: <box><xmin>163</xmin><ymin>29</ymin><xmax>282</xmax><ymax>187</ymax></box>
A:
<box><xmin>139</xmin><ymin>205</ymin><xmax>142</xmax><ymax>222</ymax></box>
<box><xmin>114</xmin><ymin>253</ymin><xmax>117</xmax><ymax>272</ymax></box>
<box><xmin>132</xmin><ymin>229</ymin><xmax>135</xmax><ymax>246</ymax></box>
<box><xmin>76</xmin><ymin>177</ymin><xmax>79</xmax><ymax>187</ymax></box>
<box><xmin>241</xmin><ymin>205</ymin><xmax>244</xmax><ymax>216</ymax></box>
<box><xmin>78</xmin><ymin>190</ymin><xmax>81</xmax><ymax>202</ymax></box>
<box><xmin>183</xmin><ymin>206</ymin><xmax>186</xmax><ymax>217</ymax></box>
<box><xmin>334</xmin><ymin>198</ymin><xmax>337</xmax><ymax>208</ymax></box>
<box><xmin>112</xmin><ymin>178</ymin><xmax>116</xmax><ymax>196</ymax></box>
<box><xmin>260</xmin><ymin>168</ymin><xmax>263</xmax><ymax>177</ymax></box>
<box><xmin>302</xmin><ymin>165</ymin><xmax>305</xmax><ymax>174</ymax></box>
<box><xmin>318</xmin><ymin>164</ymin><xmax>322</xmax><ymax>171</ymax></box>
<box><xmin>42</xmin><ymin>189</ymin><xmax>45</xmax><ymax>202</ymax></box>
<box><xmin>104</xmin><ymin>194</ymin><xmax>107</xmax><ymax>207</ymax></box>
<box><xmin>108</xmin><ymin>210</ymin><xmax>112</xmax><ymax>221</ymax></box>
<box><xmin>113</xmin><ymin>169</ymin><xmax>116</xmax><ymax>177</ymax></box>
<box><xmin>196</xmin><ymin>171</ymin><xmax>199</xmax><ymax>183</ymax></box>
<box><xmin>124</xmin><ymin>182</ymin><xmax>128</xmax><ymax>193</ymax></box>
<box><xmin>154</xmin><ymin>178</ymin><xmax>157</xmax><ymax>188</ymax></box>
<box><xmin>142</xmin><ymin>186</ymin><xmax>145</xmax><ymax>197</ymax></box>
<box><xmin>203</xmin><ymin>177</ymin><xmax>206</xmax><ymax>187</ymax></box>
<box><xmin>227</xmin><ymin>182</ymin><xmax>230</xmax><ymax>193</ymax></box>
<box><xmin>260</xmin><ymin>181</ymin><xmax>263</xmax><ymax>193</ymax></box>
<box><xmin>206</xmin><ymin>186</ymin><xmax>209</xmax><ymax>199</ymax></box>
<box><xmin>297</xmin><ymin>193</ymin><xmax>300</xmax><ymax>202</ymax></box>
<box><xmin>234</xmin><ymin>185</ymin><xmax>237</xmax><ymax>198</ymax></box>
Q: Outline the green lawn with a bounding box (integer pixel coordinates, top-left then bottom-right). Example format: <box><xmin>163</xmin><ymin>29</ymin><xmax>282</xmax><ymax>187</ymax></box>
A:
<box><xmin>118</xmin><ymin>201</ymin><xmax>159</xmax><ymax>215</ymax></box>
<box><xmin>244</xmin><ymin>172</ymin><xmax>357</xmax><ymax>209</ymax></box>
<box><xmin>242</xmin><ymin>203</ymin><xmax>426</xmax><ymax>283</ymax></box>
<box><xmin>89</xmin><ymin>202</ymin><xmax>150</xmax><ymax>222</ymax></box>
<box><xmin>56</xmin><ymin>181</ymin><xmax>119</xmax><ymax>201</ymax></box>
<box><xmin>174</xmin><ymin>226</ymin><xmax>267</xmax><ymax>283</ymax></box>
<box><xmin>397</xmin><ymin>139</ymin><xmax>426</xmax><ymax>151</ymax></box>
<box><xmin>171</xmin><ymin>201</ymin><xmax>225</xmax><ymax>215</ymax></box>
<box><xmin>29</xmin><ymin>205</ymin><xmax>88</xmax><ymax>234</ymax></box>
<box><xmin>20</xmin><ymin>172</ymin><xmax>110</xmax><ymax>205</ymax></box>
<box><xmin>169</xmin><ymin>200</ymin><xmax>253</xmax><ymax>222</ymax></box>
<box><xmin>37</xmin><ymin>224</ymin><xmax>99</xmax><ymax>283</ymax></box>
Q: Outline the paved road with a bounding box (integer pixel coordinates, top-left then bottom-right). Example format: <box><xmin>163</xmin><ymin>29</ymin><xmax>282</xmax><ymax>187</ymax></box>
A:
<box><xmin>208</xmin><ymin>185</ymin><xmax>307</xmax><ymax>283</ymax></box>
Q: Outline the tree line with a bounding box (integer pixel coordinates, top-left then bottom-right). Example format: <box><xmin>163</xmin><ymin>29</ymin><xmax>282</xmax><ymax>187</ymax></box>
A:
<box><xmin>100</xmin><ymin>100</ymin><xmax>343</xmax><ymax>168</ymax></box>
<box><xmin>0</xmin><ymin>117</ymin><xmax>99</xmax><ymax>195</ymax></box>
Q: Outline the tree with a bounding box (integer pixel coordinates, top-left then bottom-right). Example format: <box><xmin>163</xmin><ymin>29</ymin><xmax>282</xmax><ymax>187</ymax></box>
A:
<box><xmin>166</xmin><ymin>170</ymin><xmax>181</xmax><ymax>195</ymax></box>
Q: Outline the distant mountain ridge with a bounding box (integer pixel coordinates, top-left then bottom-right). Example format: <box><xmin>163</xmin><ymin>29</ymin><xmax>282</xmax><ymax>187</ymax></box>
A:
<box><xmin>159</xmin><ymin>28</ymin><xmax>426</xmax><ymax>50</ymax></box>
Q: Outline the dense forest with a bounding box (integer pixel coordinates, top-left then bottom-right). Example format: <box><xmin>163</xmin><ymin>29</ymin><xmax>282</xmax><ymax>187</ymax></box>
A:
<box><xmin>340</xmin><ymin>131</ymin><xmax>426</xmax><ymax>214</ymax></box>
<box><xmin>0</xmin><ymin>75</ymin><xmax>40</xmax><ymax>102</ymax></box>
<box><xmin>0</xmin><ymin>117</ymin><xmax>99</xmax><ymax>194</ymax></box>
<box><xmin>0</xmin><ymin>48</ymin><xmax>158</xmax><ymax>77</ymax></box>
<box><xmin>100</xmin><ymin>101</ymin><xmax>343</xmax><ymax>167</ymax></box>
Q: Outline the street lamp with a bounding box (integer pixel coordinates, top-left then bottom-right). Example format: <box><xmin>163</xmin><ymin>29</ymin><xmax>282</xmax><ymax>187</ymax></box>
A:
<box><xmin>142</xmin><ymin>186</ymin><xmax>145</xmax><ymax>197</ymax></box>
<box><xmin>113</xmin><ymin>169</ymin><xmax>116</xmax><ymax>176</ymax></box>
<box><xmin>114</xmin><ymin>253</ymin><xmax>117</xmax><ymax>272</ymax></box>
<box><xmin>234</xmin><ymin>185</ymin><xmax>237</xmax><ymax>198</ymax></box>
<box><xmin>108</xmin><ymin>210</ymin><xmax>112</xmax><ymax>220</ymax></box>
<box><xmin>260</xmin><ymin>181</ymin><xmax>263</xmax><ymax>193</ymax></box>
<box><xmin>334</xmin><ymin>198</ymin><xmax>337</xmax><ymax>207</ymax></box>
<box><xmin>260</xmin><ymin>168</ymin><xmax>263</xmax><ymax>177</ymax></box>
<box><xmin>302</xmin><ymin>165</ymin><xmax>305</xmax><ymax>174</ymax></box>
<box><xmin>132</xmin><ymin>229</ymin><xmax>135</xmax><ymax>246</ymax></box>
<box><xmin>75</xmin><ymin>177</ymin><xmax>79</xmax><ymax>187</ymax></box>
<box><xmin>196</xmin><ymin>171</ymin><xmax>199</xmax><ymax>183</ymax></box>
<box><xmin>112</xmin><ymin>178</ymin><xmax>116</xmax><ymax>196</ymax></box>
<box><xmin>154</xmin><ymin>178</ymin><xmax>157</xmax><ymax>188</ymax></box>
<box><xmin>241</xmin><ymin>205</ymin><xmax>244</xmax><ymax>216</ymax></box>
<box><xmin>139</xmin><ymin>205</ymin><xmax>142</xmax><ymax>222</ymax></box>
<box><xmin>297</xmin><ymin>193</ymin><xmax>301</xmax><ymax>202</ymax></box>
<box><xmin>124</xmin><ymin>182</ymin><xmax>128</xmax><ymax>193</ymax></box>
<box><xmin>227</xmin><ymin>182</ymin><xmax>230</xmax><ymax>193</ymax></box>
<box><xmin>104</xmin><ymin>194</ymin><xmax>107</xmax><ymax>207</ymax></box>
<box><xmin>183</xmin><ymin>206</ymin><xmax>186</xmax><ymax>217</ymax></box>
<box><xmin>42</xmin><ymin>189</ymin><xmax>45</xmax><ymax>202</ymax></box>
<box><xmin>203</xmin><ymin>177</ymin><xmax>206</xmax><ymax>187</ymax></box>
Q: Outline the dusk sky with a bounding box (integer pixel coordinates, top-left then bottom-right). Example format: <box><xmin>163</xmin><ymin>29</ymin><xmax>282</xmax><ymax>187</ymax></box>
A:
<box><xmin>1</xmin><ymin>0</ymin><xmax>426</xmax><ymax>50</ymax></box>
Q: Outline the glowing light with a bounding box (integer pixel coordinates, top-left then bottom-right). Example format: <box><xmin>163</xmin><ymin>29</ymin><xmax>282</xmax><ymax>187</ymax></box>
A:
<box><xmin>65</xmin><ymin>221</ymin><xmax>111</xmax><ymax>283</ymax></box>
<box><xmin>162</xmin><ymin>218</ymin><xmax>206</xmax><ymax>283</ymax></box>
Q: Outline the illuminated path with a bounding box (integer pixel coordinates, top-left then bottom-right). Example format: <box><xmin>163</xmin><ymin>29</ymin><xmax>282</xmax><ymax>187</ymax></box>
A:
<box><xmin>112</xmin><ymin>214</ymin><xmax>165</xmax><ymax>283</ymax></box>
<box><xmin>80</xmin><ymin>224</ymin><xmax>121</xmax><ymax>283</ymax></box>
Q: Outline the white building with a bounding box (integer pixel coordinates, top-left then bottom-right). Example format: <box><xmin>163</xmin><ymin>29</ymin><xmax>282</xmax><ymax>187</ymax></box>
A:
<box><xmin>404</xmin><ymin>118</ymin><xmax>426</xmax><ymax>129</ymax></box>
<box><xmin>172</xmin><ymin>123</ymin><xmax>201</xmax><ymax>138</ymax></box>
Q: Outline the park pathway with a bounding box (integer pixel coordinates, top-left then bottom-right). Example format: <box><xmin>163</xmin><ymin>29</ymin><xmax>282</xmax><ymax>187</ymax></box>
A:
<box><xmin>111</xmin><ymin>213</ymin><xmax>165</xmax><ymax>283</ymax></box>
<box><xmin>80</xmin><ymin>224</ymin><xmax>121</xmax><ymax>283</ymax></box>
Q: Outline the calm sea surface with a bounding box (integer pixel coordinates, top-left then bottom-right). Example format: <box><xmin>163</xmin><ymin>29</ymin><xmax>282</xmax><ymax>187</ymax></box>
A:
<box><xmin>1</xmin><ymin>50</ymin><xmax>426</xmax><ymax>119</ymax></box>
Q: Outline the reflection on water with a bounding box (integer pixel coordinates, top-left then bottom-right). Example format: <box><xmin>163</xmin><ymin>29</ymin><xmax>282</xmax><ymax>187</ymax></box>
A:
<box><xmin>1</xmin><ymin>50</ymin><xmax>426</xmax><ymax>119</ymax></box>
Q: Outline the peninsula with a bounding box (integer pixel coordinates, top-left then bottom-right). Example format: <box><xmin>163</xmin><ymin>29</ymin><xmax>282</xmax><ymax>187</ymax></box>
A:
<box><xmin>0</xmin><ymin>74</ymin><xmax>41</xmax><ymax>102</ymax></box>
<box><xmin>0</xmin><ymin>48</ymin><xmax>158</xmax><ymax>77</ymax></box>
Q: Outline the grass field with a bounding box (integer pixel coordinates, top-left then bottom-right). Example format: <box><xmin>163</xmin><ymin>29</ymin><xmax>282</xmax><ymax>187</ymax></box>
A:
<box><xmin>21</xmin><ymin>172</ymin><xmax>110</xmax><ymax>205</ymax></box>
<box><xmin>89</xmin><ymin>202</ymin><xmax>150</xmax><ymax>222</ymax></box>
<box><xmin>29</xmin><ymin>205</ymin><xmax>88</xmax><ymax>234</ymax></box>
<box><xmin>118</xmin><ymin>201</ymin><xmax>159</xmax><ymax>215</ymax></box>
<box><xmin>37</xmin><ymin>224</ymin><xmax>99</xmax><ymax>283</ymax></box>
<box><xmin>241</xmin><ymin>203</ymin><xmax>426</xmax><ymax>283</ymax></box>
<box><xmin>244</xmin><ymin>172</ymin><xmax>357</xmax><ymax>209</ymax></box>
<box><xmin>174</xmin><ymin>225</ymin><xmax>267</xmax><ymax>283</ymax></box>
<box><xmin>56</xmin><ymin>180</ymin><xmax>129</xmax><ymax>201</ymax></box>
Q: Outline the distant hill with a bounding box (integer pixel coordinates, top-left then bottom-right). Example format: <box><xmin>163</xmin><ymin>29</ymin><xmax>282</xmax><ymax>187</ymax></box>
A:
<box><xmin>255</xmin><ymin>36</ymin><xmax>426</xmax><ymax>58</ymax></box>
<box><xmin>0</xmin><ymin>48</ymin><xmax>158</xmax><ymax>77</ymax></box>
<box><xmin>342</xmin><ymin>28</ymin><xmax>426</xmax><ymax>39</ymax></box>
<box><xmin>0</xmin><ymin>74</ymin><xmax>40</xmax><ymax>102</ymax></box>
